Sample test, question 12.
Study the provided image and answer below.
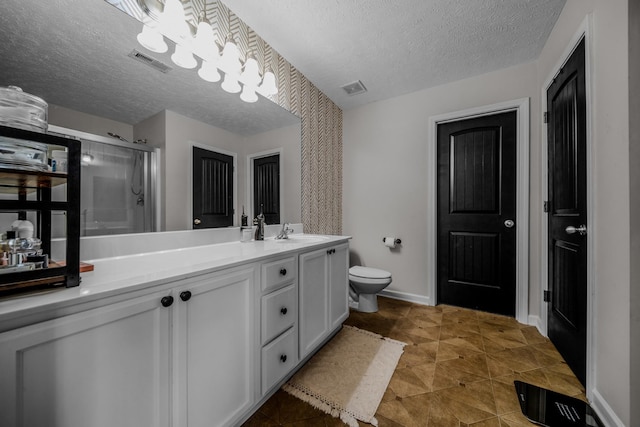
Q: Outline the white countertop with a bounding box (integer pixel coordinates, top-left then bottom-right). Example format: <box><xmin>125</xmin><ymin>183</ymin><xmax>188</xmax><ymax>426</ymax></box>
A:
<box><xmin>0</xmin><ymin>234</ymin><xmax>350</xmax><ymax>331</ymax></box>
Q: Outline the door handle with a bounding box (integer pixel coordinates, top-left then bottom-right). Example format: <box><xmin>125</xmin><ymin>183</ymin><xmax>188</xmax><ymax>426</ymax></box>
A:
<box><xmin>504</xmin><ymin>220</ymin><xmax>515</xmax><ymax>228</ymax></box>
<box><xmin>565</xmin><ymin>225</ymin><xmax>587</xmax><ymax>236</ymax></box>
<box><xmin>193</xmin><ymin>218</ymin><xmax>201</xmax><ymax>225</ymax></box>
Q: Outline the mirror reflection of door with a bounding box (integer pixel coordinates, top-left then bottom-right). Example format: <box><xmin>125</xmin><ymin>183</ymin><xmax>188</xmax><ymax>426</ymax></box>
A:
<box><xmin>253</xmin><ymin>154</ymin><xmax>280</xmax><ymax>224</ymax></box>
<box><xmin>192</xmin><ymin>146</ymin><xmax>234</xmax><ymax>228</ymax></box>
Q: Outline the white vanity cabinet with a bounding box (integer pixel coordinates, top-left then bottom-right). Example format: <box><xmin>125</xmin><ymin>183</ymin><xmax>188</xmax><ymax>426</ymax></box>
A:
<box><xmin>0</xmin><ymin>290</ymin><xmax>172</xmax><ymax>427</ymax></box>
<box><xmin>259</xmin><ymin>256</ymin><xmax>298</xmax><ymax>395</ymax></box>
<box><xmin>0</xmin><ymin>235</ymin><xmax>351</xmax><ymax>427</ymax></box>
<box><xmin>171</xmin><ymin>265</ymin><xmax>258</xmax><ymax>427</ymax></box>
<box><xmin>0</xmin><ymin>264</ymin><xmax>258</xmax><ymax>427</ymax></box>
<box><xmin>298</xmin><ymin>243</ymin><xmax>349</xmax><ymax>359</ymax></box>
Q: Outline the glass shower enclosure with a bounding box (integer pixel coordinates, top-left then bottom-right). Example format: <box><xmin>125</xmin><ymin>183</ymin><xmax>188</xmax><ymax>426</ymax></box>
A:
<box><xmin>48</xmin><ymin>125</ymin><xmax>157</xmax><ymax>237</ymax></box>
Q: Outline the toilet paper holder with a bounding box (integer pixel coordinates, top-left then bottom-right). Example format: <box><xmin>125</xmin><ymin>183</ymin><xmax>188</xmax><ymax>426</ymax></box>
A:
<box><xmin>382</xmin><ymin>237</ymin><xmax>402</xmax><ymax>245</ymax></box>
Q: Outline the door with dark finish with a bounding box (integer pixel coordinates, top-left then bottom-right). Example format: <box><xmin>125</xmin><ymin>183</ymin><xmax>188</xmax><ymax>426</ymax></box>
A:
<box><xmin>192</xmin><ymin>146</ymin><xmax>233</xmax><ymax>228</ymax></box>
<box><xmin>547</xmin><ymin>38</ymin><xmax>587</xmax><ymax>385</ymax></box>
<box><xmin>253</xmin><ymin>154</ymin><xmax>280</xmax><ymax>224</ymax></box>
<box><xmin>437</xmin><ymin>111</ymin><xmax>517</xmax><ymax>316</ymax></box>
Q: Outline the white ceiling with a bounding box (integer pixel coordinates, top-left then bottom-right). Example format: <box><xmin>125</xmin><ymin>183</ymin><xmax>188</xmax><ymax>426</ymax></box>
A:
<box><xmin>223</xmin><ymin>0</ymin><xmax>567</xmax><ymax>110</ymax></box>
<box><xmin>0</xmin><ymin>0</ymin><xmax>566</xmax><ymax>134</ymax></box>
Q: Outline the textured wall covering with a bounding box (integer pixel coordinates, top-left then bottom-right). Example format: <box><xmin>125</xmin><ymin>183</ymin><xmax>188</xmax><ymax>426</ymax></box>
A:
<box><xmin>108</xmin><ymin>0</ymin><xmax>343</xmax><ymax>234</ymax></box>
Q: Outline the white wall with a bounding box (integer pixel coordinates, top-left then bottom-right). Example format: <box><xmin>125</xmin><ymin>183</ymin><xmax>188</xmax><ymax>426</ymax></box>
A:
<box><xmin>161</xmin><ymin>110</ymin><xmax>244</xmax><ymax>231</ymax></box>
<box><xmin>629</xmin><ymin>0</ymin><xmax>640</xmax><ymax>423</ymax></box>
<box><xmin>48</xmin><ymin>104</ymin><xmax>133</xmax><ymax>142</ymax></box>
<box><xmin>152</xmin><ymin>110</ymin><xmax>301</xmax><ymax>232</ymax></box>
<box><xmin>343</xmin><ymin>61</ymin><xmax>538</xmax><ymax>301</ymax></box>
<box><xmin>243</xmin><ymin>123</ymin><xmax>302</xmax><ymax>224</ymax></box>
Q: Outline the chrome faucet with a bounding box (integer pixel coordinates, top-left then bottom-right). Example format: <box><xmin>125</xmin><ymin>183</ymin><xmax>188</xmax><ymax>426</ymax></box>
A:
<box><xmin>276</xmin><ymin>223</ymin><xmax>294</xmax><ymax>240</ymax></box>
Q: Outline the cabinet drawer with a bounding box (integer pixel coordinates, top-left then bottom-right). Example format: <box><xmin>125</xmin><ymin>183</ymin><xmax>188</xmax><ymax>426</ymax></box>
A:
<box><xmin>262</xmin><ymin>284</ymin><xmax>297</xmax><ymax>344</ymax></box>
<box><xmin>261</xmin><ymin>256</ymin><xmax>296</xmax><ymax>292</ymax></box>
<box><xmin>261</xmin><ymin>327</ymin><xmax>297</xmax><ymax>395</ymax></box>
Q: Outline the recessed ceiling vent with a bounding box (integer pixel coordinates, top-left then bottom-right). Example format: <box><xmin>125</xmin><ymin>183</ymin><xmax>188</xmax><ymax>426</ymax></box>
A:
<box><xmin>341</xmin><ymin>80</ymin><xmax>367</xmax><ymax>96</ymax></box>
<box><xmin>128</xmin><ymin>49</ymin><xmax>172</xmax><ymax>74</ymax></box>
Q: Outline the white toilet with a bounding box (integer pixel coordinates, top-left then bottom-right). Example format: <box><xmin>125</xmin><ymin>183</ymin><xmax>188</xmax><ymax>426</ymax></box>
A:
<box><xmin>348</xmin><ymin>266</ymin><xmax>392</xmax><ymax>313</ymax></box>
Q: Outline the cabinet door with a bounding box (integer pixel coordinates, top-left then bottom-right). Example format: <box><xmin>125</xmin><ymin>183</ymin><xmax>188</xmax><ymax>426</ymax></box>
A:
<box><xmin>329</xmin><ymin>243</ymin><xmax>350</xmax><ymax>331</ymax></box>
<box><xmin>173</xmin><ymin>266</ymin><xmax>257</xmax><ymax>427</ymax></box>
<box><xmin>299</xmin><ymin>248</ymin><xmax>329</xmax><ymax>359</ymax></box>
<box><xmin>0</xmin><ymin>292</ymin><xmax>171</xmax><ymax>427</ymax></box>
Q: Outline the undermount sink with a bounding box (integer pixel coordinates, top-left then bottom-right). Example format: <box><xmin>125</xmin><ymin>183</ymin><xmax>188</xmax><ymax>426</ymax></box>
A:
<box><xmin>273</xmin><ymin>234</ymin><xmax>330</xmax><ymax>243</ymax></box>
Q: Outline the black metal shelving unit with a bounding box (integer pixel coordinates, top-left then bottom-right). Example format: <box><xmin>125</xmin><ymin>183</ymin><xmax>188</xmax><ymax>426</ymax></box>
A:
<box><xmin>0</xmin><ymin>125</ymin><xmax>80</xmax><ymax>292</ymax></box>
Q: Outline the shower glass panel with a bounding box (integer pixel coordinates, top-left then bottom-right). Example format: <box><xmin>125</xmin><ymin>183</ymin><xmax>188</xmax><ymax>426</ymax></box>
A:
<box><xmin>79</xmin><ymin>140</ymin><xmax>155</xmax><ymax>236</ymax></box>
<box><xmin>47</xmin><ymin>126</ymin><xmax>156</xmax><ymax>238</ymax></box>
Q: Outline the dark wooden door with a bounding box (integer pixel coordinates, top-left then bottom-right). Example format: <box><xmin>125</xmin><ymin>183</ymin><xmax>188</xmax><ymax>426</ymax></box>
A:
<box><xmin>437</xmin><ymin>111</ymin><xmax>517</xmax><ymax>316</ymax></box>
<box><xmin>192</xmin><ymin>147</ymin><xmax>233</xmax><ymax>228</ymax></box>
<box><xmin>253</xmin><ymin>154</ymin><xmax>280</xmax><ymax>224</ymax></box>
<box><xmin>547</xmin><ymin>38</ymin><xmax>587</xmax><ymax>385</ymax></box>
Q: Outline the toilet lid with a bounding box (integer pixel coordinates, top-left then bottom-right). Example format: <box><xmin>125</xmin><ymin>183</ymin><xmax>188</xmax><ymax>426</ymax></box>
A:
<box><xmin>349</xmin><ymin>266</ymin><xmax>391</xmax><ymax>279</ymax></box>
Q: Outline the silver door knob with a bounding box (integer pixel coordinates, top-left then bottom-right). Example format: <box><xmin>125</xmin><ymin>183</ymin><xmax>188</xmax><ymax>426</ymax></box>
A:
<box><xmin>194</xmin><ymin>218</ymin><xmax>201</xmax><ymax>225</ymax></box>
<box><xmin>565</xmin><ymin>225</ymin><xmax>587</xmax><ymax>236</ymax></box>
<box><xmin>504</xmin><ymin>220</ymin><xmax>515</xmax><ymax>228</ymax></box>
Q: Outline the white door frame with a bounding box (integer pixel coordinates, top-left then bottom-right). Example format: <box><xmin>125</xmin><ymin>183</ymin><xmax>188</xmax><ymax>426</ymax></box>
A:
<box><xmin>540</xmin><ymin>16</ymin><xmax>595</xmax><ymax>399</ymax></box>
<box><xmin>246</xmin><ymin>148</ymin><xmax>284</xmax><ymax>223</ymax></box>
<box><xmin>427</xmin><ymin>98</ymin><xmax>530</xmax><ymax>324</ymax></box>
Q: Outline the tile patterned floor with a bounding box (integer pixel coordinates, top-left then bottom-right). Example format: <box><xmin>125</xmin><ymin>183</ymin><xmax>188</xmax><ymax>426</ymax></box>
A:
<box><xmin>243</xmin><ymin>297</ymin><xmax>585</xmax><ymax>426</ymax></box>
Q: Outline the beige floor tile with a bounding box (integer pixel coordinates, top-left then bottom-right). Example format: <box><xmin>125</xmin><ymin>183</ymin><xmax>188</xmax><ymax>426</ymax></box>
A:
<box><xmin>243</xmin><ymin>297</ymin><xmax>584</xmax><ymax>427</ymax></box>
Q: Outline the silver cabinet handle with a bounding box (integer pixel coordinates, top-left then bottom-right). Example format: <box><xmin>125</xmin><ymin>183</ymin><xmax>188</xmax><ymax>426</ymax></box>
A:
<box><xmin>504</xmin><ymin>220</ymin><xmax>515</xmax><ymax>228</ymax></box>
<box><xmin>565</xmin><ymin>225</ymin><xmax>587</xmax><ymax>236</ymax></box>
<box><xmin>194</xmin><ymin>218</ymin><xmax>201</xmax><ymax>225</ymax></box>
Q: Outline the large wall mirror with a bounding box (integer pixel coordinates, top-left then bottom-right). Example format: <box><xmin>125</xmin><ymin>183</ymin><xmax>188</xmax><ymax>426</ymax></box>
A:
<box><xmin>0</xmin><ymin>0</ymin><xmax>301</xmax><ymax>235</ymax></box>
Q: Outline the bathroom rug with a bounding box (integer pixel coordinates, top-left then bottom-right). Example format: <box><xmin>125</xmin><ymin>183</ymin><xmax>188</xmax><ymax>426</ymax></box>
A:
<box><xmin>282</xmin><ymin>325</ymin><xmax>406</xmax><ymax>427</ymax></box>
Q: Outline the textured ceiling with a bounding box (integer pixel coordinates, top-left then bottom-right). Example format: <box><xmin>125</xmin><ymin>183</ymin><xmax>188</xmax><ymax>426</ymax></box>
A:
<box><xmin>0</xmin><ymin>0</ymin><xmax>566</xmax><ymax>134</ymax></box>
<box><xmin>0</xmin><ymin>0</ymin><xmax>299</xmax><ymax>135</ymax></box>
<box><xmin>222</xmin><ymin>0</ymin><xmax>566</xmax><ymax>110</ymax></box>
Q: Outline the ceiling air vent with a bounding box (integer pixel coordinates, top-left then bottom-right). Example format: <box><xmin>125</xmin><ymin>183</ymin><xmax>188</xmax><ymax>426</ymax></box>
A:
<box><xmin>128</xmin><ymin>50</ymin><xmax>172</xmax><ymax>74</ymax></box>
<box><xmin>341</xmin><ymin>80</ymin><xmax>367</xmax><ymax>96</ymax></box>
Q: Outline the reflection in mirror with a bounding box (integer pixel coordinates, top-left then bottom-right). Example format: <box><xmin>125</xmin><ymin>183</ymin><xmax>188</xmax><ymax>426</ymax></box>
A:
<box><xmin>0</xmin><ymin>0</ymin><xmax>301</xmax><ymax>233</ymax></box>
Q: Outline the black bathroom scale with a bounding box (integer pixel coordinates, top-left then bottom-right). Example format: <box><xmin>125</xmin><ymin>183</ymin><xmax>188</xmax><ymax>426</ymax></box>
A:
<box><xmin>514</xmin><ymin>381</ymin><xmax>604</xmax><ymax>427</ymax></box>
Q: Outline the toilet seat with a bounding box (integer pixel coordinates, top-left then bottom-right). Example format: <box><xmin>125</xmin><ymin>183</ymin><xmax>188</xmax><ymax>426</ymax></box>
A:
<box><xmin>349</xmin><ymin>266</ymin><xmax>392</xmax><ymax>286</ymax></box>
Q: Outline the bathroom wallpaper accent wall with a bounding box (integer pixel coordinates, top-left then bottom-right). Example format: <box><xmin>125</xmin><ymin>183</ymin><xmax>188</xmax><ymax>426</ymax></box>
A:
<box><xmin>107</xmin><ymin>0</ymin><xmax>343</xmax><ymax>235</ymax></box>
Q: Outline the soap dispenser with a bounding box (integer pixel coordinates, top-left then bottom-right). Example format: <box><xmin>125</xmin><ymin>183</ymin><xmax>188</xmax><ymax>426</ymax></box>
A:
<box><xmin>254</xmin><ymin>205</ymin><xmax>265</xmax><ymax>241</ymax></box>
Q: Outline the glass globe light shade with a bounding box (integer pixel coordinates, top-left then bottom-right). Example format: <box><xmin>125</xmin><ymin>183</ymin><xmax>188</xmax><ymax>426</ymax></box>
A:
<box><xmin>219</xmin><ymin>34</ymin><xmax>241</xmax><ymax>73</ymax></box>
<box><xmin>240</xmin><ymin>85</ymin><xmax>258</xmax><ymax>103</ymax></box>
<box><xmin>240</xmin><ymin>56</ymin><xmax>261</xmax><ymax>87</ymax></box>
<box><xmin>259</xmin><ymin>70</ymin><xmax>278</xmax><ymax>96</ymax></box>
<box><xmin>161</xmin><ymin>0</ymin><xmax>187</xmax><ymax>34</ymax></box>
<box><xmin>194</xmin><ymin>15</ymin><xmax>216</xmax><ymax>60</ymax></box>
<box><xmin>171</xmin><ymin>44</ymin><xmax>197</xmax><ymax>69</ymax></box>
<box><xmin>198</xmin><ymin>60</ymin><xmax>221</xmax><ymax>83</ymax></box>
<box><xmin>137</xmin><ymin>24</ymin><xmax>168</xmax><ymax>53</ymax></box>
<box><xmin>221</xmin><ymin>72</ymin><xmax>241</xmax><ymax>93</ymax></box>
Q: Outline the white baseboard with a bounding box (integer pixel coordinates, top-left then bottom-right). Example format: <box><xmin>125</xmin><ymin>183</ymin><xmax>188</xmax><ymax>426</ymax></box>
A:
<box><xmin>590</xmin><ymin>388</ymin><xmax>626</xmax><ymax>427</ymax></box>
<box><xmin>528</xmin><ymin>314</ymin><xmax>544</xmax><ymax>335</ymax></box>
<box><xmin>378</xmin><ymin>289</ymin><xmax>431</xmax><ymax>306</ymax></box>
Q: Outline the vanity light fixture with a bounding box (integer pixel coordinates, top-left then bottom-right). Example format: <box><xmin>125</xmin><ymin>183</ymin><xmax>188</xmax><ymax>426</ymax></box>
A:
<box><xmin>81</xmin><ymin>153</ymin><xmax>94</xmax><ymax>163</ymax></box>
<box><xmin>134</xmin><ymin>0</ymin><xmax>278</xmax><ymax>102</ymax></box>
